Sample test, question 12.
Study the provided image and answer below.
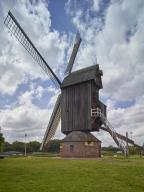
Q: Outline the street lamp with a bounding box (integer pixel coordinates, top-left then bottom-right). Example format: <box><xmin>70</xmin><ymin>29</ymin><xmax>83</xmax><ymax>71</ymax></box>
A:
<box><xmin>24</xmin><ymin>133</ymin><xmax>27</xmax><ymax>157</ymax></box>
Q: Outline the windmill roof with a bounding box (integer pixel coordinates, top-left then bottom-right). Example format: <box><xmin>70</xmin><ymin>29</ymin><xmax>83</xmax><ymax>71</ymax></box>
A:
<box><xmin>61</xmin><ymin>64</ymin><xmax>103</xmax><ymax>88</ymax></box>
<box><xmin>62</xmin><ymin>131</ymin><xmax>101</xmax><ymax>142</ymax></box>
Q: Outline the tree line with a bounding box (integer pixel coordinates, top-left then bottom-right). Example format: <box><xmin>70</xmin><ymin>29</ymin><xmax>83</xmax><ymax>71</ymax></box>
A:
<box><xmin>0</xmin><ymin>132</ymin><xmax>61</xmax><ymax>153</ymax></box>
<box><xmin>3</xmin><ymin>140</ymin><xmax>61</xmax><ymax>153</ymax></box>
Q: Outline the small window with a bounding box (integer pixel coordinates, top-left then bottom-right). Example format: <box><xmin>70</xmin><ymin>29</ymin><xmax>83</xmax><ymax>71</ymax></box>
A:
<box><xmin>70</xmin><ymin>145</ymin><xmax>74</xmax><ymax>152</ymax></box>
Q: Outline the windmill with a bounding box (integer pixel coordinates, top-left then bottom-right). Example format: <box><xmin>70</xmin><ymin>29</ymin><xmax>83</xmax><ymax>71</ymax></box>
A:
<box><xmin>4</xmin><ymin>11</ymin><xmax>142</xmax><ymax>158</ymax></box>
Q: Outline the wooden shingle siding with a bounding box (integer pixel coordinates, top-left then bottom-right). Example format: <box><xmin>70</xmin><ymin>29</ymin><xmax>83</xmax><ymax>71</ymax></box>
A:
<box><xmin>62</xmin><ymin>81</ymin><xmax>92</xmax><ymax>134</ymax></box>
<box><xmin>61</xmin><ymin>79</ymin><xmax>106</xmax><ymax>133</ymax></box>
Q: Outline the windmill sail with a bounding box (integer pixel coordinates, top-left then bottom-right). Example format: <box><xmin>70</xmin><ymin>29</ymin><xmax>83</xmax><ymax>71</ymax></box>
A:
<box><xmin>100</xmin><ymin>126</ymin><xmax>142</xmax><ymax>149</ymax></box>
<box><xmin>40</xmin><ymin>94</ymin><xmax>61</xmax><ymax>150</ymax></box>
<box><xmin>4</xmin><ymin>11</ymin><xmax>61</xmax><ymax>88</ymax></box>
<box><xmin>65</xmin><ymin>32</ymin><xmax>81</xmax><ymax>75</ymax></box>
<box><xmin>100</xmin><ymin>126</ymin><xmax>133</xmax><ymax>144</ymax></box>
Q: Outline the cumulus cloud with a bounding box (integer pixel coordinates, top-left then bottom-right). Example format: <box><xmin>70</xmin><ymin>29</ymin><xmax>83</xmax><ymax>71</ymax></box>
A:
<box><xmin>0</xmin><ymin>97</ymin><xmax>50</xmax><ymax>143</ymax></box>
<box><xmin>67</xmin><ymin>0</ymin><xmax>144</xmax><ymax>100</ymax></box>
<box><xmin>65</xmin><ymin>0</ymin><xmax>144</xmax><ymax>145</ymax></box>
<box><xmin>18</xmin><ymin>85</ymin><xmax>45</xmax><ymax>105</ymax></box>
<box><xmin>0</xmin><ymin>0</ymin><xmax>68</xmax><ymax>95</ymax></box>
<box><xmin>0</xmin><ymin>85</ymin><xmax>63</xmax><ymax>142</ymax></box>
<box><xmin>107</xmin><ymin>96</ymin><xmax>144</xmax><ymax>145</ymax></box>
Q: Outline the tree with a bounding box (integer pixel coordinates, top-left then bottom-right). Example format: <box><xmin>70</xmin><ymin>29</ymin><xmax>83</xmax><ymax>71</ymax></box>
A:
<box><xmin>0</xmin><ymin>133</ymin><xmax>5</xmax><ymax>152</ymax></box>
<box><xmin>4</xmin><ymin>142</ymin><xmax>12</xmax><ymax>151</ymax></box>
<box><xmin>12</xmin><ymin>141</ymin><xmax>25</xmax><ymax>152</ymax></box>
<box><xmin>3</xmin><ymin>140</ymin><xmax>60</xmax><ymax>153</ymax></box>
<box><xmin>27</xmin><ymin>141</ymin><xmax>41</xmax><ymax>152</ymax></box>
<box><xmin>102</xmin><ymin>145</ymin><xmax>119</xmax><ymax>152</ymax></box>
<box><xmin>44</xmin><ymin>139</ymin><xmax>60</xmax><ymax>153</ymax></box>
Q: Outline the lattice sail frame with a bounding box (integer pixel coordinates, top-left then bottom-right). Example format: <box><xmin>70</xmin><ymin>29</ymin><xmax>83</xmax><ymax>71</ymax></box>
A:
<box><xmin>4</xmin><ymin>11</ymin><xmax>61</xmax><ymax>88</ymax></box>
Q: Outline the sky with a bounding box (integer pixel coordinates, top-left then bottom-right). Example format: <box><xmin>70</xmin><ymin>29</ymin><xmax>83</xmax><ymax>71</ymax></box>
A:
<box><xmin>0</xmin><ymin>0</ymin><xmax>144</xmax><ymax>146</ymax></box>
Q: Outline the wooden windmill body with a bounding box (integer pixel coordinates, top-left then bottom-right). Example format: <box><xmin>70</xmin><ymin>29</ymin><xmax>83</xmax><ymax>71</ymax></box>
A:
<box><xmin>61</xmin><ymin>65</ymin><xmax>106</xmax><ymax>134</ymax></box>
<box><xmin>4</xmin><ymin>11</ymin><xmax>142</xmax><ymax>158</ymax></box>
<box><xmin>60</xmin><ymin>65</ymin><xmax>105</xmax><ymax>157</ymax></box>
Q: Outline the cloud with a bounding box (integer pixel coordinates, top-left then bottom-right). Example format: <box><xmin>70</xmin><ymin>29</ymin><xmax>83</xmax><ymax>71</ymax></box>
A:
<box><xmin>0</xmin><ymin>0</ymin><xmax>68</xmax><ymax>95</ymax></box>
<box><xmin>0</xmin><ymin>0</ymin><xmax>68</xmax><ymax>142</ymax></box>
<box><xmin>107</xmin><ymin>96</ymin><xmax>144</xmax><ymax>145</ymax></box>
<box><xmin>18</xmin><ymin>85</ymin><xmax>45</xmax><ymax>105</ymax></box>
<box><xmin>0</xmin><ymin>77</ymin><xmax>62</xmax><ymax>143</ymax></box>
<box><xmin>47</xmin><ymin>85</ymin><xmax>59</xmax><ymax>95</ymax></box>
<box><xmin>0</xmin><ymin>87</ymin><xmax>63</xmax><ymax>143</ymax></box>
<box><xmin>93</xmin><ymin>96</ymin><xmax>144</xmax><ymax>146</ymax></box>
<box><xmin>91</xmin><ymin>0</ymin><xmax>100</xmax><ymax>12</ymax></box>
<box><xmin>67</xmin><ymin>0</ymin><xmax>144</xmax><ymax>101</ymax></box>
<box><xmin>65</xmin><ymin>0</ymin><xmax>144</xmax><ymax>146</ymax></box>
<box><xmin>0</xmin><ymin>97</ymin><xmax>50</xmax><ymax>143</ymax></box>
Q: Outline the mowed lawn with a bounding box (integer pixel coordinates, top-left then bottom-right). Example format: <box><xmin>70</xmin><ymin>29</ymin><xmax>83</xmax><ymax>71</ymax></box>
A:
<box><xmin>0</xmin><ymin>157</ymin><xmax>144</xmax><ymax>192</ymax></box>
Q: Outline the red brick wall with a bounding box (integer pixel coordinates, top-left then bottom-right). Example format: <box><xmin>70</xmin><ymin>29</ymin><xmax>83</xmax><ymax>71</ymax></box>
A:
<box><xmin>60</xmin><ymin>141</ymin><xmax>101</xmax><ymax>158</ymax></box>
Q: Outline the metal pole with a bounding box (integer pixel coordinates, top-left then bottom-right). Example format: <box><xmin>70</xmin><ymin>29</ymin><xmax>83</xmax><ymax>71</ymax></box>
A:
<box><xmin>125</xmin><ymin>132</ymin><xmax>128</xmax><ymax>157</ymax></box>
<box><xmin>24</xmin><ymin>133</ymin><xmax>27</xmax><ymax>157</ymax></box>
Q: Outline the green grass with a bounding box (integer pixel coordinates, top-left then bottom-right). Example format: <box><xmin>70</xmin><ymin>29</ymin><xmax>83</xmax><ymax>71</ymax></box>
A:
<box><xmin>0</xmin><ymin>156</ymin><xmax>144</xmax><ymax>192</ymax></box>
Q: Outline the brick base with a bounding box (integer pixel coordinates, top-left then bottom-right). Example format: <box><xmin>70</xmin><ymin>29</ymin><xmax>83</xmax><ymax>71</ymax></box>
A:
<box><xmin>60</xmin><ymin>141</ymin><xmax>101</xmax><ymax>158</ymax></box>
<box><xmin>60</xmin><ymin>132</ymin><xmax>101</xmax><ymax>158</ymax></box>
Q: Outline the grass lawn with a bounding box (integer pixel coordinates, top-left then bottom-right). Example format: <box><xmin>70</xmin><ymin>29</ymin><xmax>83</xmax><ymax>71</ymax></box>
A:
<box><xmin>0</xmin><ymin>156</ymin><xmax>144</xmax><ymax>192</ymax></box>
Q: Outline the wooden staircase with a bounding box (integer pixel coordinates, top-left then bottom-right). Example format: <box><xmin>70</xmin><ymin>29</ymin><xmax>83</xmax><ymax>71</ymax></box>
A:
<box><xmin>91</xmin><ymin>107</ymin><xmax>141</xmax><ymax>155</ymax></box>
